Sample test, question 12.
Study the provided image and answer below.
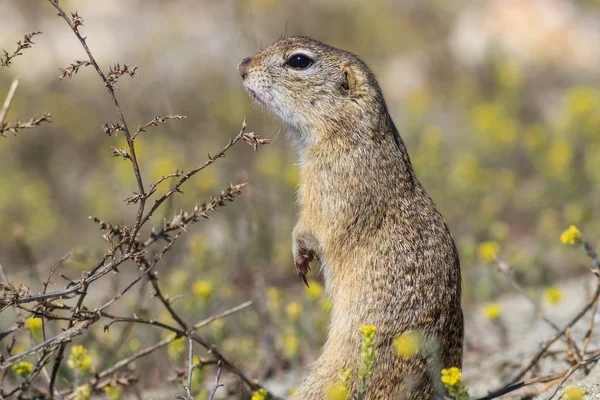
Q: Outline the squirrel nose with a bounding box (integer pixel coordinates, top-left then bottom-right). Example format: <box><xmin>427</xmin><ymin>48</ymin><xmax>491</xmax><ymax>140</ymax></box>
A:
<box><xmin>237</xmin><ymin>57</ymin><xmax>251</xmax><ymax>79</ymax></box>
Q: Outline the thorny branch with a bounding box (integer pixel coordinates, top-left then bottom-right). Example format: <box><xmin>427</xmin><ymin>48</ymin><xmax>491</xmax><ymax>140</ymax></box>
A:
<box><xmin>49</xmin><ymin>0</ymin><xmax>147</xmax><ymax>251</ymax></box>
<box><xmin>0</xmin><ymin>2</ymin><xmax>270</xmax><ymax>399</ymax></box>
<box><xmin>0</xmin><ymin>31</ymin><xmax>42</xmax><ymax>68</ymax></box>
<box><xmin>475</xmin><ymin>238</ymin><xmax>600</xmax><ymax>400</ymax></box>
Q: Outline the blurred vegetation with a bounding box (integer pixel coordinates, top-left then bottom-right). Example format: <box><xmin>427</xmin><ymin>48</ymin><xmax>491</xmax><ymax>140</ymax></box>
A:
<box><xmin>1</xmin><ymin>0</ymin><xmax>599</xmax><ymax>396</ymax></box>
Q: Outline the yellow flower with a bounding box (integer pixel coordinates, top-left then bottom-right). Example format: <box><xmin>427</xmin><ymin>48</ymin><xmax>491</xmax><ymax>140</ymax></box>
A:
<box><xmin>327</xmin><ymin>369</ymin><xmax>352</xmax><ymax>400</ymax></box>
<box><xmin>562</xmin><ymin>386</ymin><xmax>587</xmax><ymax>400</ymax></box>
<box><xmin>25</xmin><ymin>316</ymin><xmax>42</xmax><ymax>331</ymax></box>
<box><xmin>393</xmin><ymin>331</ymin><xmax>421</xmax><ymax>359</ymax></box>
<box><xmin>266</xmin><ymin>287</ymin><xmax>282</xmax><ymax>311</ymax></box>
<box><xmin>283</xmin><ymin>334</ymin><xmax>299</xmax><ymax>359</ymax></box>
<box><xmin>286</xmin><ymin>302</ymin><xmax>302</xmax><ymax>322</ymax></box>
<box><xmin>478</xmin><ymin>241</ymin><xmax>499</xmax><ymax>262</ymax></box>
<box><xmin>319</xmin><ymin>298</ymin><xmax>333</xmax><ymax>313</ymax></box>
<box><xmin>482</xmin><ymin>303</ymin><xmax>502</xmax><ymax>320</ymax></box>
<box><xmin>104</xmin><ymin>385</ymin><xmax>123</xmax><ymax>400</ymax></box>
<box><xmin>560</xmin><ymin>225</ymin><xmax>582</xmax><ymax>245</ymax></box>
<box><xmin>359</xmin><ymin>325</ymin><xmax>376</xmax><ymax>338</ymax></box>
<box><xmin>12</xmin><ymin>361</ymin><xmax>33</xmax><ymax>376</ymax></box>
<box><xmin>67</xmin><ymin>345</ymin><xmax>92</xmax><ymax>374</ymax></box>
<box><xmin>74</xmin><ymin>385</ymin><xmax>91</xmax><ymax>400</ymax></box>
<box><xmin>441</xmin><ymin>367</ymin><xmax>470</xmax><ymax>399</ymax></box>
<box><xmin>167</xmin><ymin>334</ymin><xmax>185</xmax><ymax>360</ymax></box>
<box><xmin>25</xmin><ymin>316</ymin><xmax>43</xmax><ymax>342</ymax></box>
<box><xmin>305</xmin><ymin>280</ymin><xmax>324</xmax><ymax>300</ymax></box>
<box><xmin>193</xmin><ymin>280</ymin><xmax>213</xmax><ymax>301</ymax></box>
<box><xmin>358</xmin><ymin>325</ymin><xmax>376</xmax><ymax>380</ymax></box>
<box><xmin>441</xmin><ymin>367</ymin><xmax>462</xmax><ymax>386</ymax></box>
<box><xmin>544</xmin><ymin>286</ymin><xmax>563</xmax><ymax>306</ymax></box>
<box><xmin>327</xmin><ymin>384</ymin><xmax>349</xmax><ymax>400</ymax></box>
<box><xmin>251</xmin><ymin>388</ymin><xmax>268</xmax><ymax>400</ymax></box>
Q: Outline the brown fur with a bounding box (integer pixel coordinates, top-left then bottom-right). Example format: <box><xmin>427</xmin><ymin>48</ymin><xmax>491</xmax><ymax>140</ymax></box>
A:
<box><xmin>238</xmin><ymin>37</ymin><xmax>463</xmax><ymax>399</ymax></box>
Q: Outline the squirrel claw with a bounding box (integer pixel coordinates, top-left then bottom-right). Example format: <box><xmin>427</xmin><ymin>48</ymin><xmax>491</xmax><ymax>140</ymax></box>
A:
<box><xmin>298</xmin><ymin>272</ymin><xmax>309</xmax><ymax>287</ymax></box>
<box><xmin>295</xmin><ymin>247</ymin><xmax>314</xmax><ymax>287</ymax></box>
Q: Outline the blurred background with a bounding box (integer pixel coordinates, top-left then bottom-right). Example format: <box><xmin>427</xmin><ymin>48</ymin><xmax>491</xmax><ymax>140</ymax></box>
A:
<box><xmin>1</xmin><ymin>0</ymin><xmax>600</xmax><ymax>397</ymax></box>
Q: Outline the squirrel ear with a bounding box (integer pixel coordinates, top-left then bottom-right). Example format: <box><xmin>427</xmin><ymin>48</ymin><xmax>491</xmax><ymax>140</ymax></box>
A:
<box><xmin>341</xmin><ymin>64</ymin><xmax>365</xmax><ymax>94</ymax></box>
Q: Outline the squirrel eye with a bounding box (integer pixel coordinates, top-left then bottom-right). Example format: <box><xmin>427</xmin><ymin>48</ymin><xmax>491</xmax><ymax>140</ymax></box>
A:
<box><xmin>286</xmin><ymin>54</ymin><xmax>313</xmax><ymax>69</ymax></box>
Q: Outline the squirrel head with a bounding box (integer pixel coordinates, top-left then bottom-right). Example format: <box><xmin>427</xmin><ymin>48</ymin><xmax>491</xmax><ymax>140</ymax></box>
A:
<box><xmin>238</xmin><ymin>36</ymin><xmax>389</xmax><ymax>148</ymax></box>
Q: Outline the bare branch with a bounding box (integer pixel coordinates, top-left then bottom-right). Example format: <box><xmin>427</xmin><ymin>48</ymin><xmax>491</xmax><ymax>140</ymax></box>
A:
<box><xmin>0</xmin><ymin>31</ymin><xmax>42</xmax><ymax>68</ymax></box>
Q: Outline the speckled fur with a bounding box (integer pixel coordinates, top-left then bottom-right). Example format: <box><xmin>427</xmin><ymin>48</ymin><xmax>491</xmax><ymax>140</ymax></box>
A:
<box><xmin>239</xmin><ymin>37</ymin><xmax>463</xmax><ymax>399</ymax></box>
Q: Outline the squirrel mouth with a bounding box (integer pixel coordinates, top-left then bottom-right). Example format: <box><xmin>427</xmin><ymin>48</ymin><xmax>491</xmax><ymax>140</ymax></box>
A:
<box><xmin>246</xmin><ymin>88</ymin><xmax>267</xmax><ymax>107</ymax></box>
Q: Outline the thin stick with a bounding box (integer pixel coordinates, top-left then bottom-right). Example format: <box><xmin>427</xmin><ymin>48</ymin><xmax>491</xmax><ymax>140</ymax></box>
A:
<box><xmin>0</xmin><ymin>79</ymin><xmax>19</xmax><ymax>125</ymax></box>
<box><xmin>184</xmin><ymin>334</ymin><xmax>194</xmax><ymax>398</ymax></box>
<box><xmin>208</xmin><ymin>361</ymin><xmax>224</xmax><ymax>400</ymax></box>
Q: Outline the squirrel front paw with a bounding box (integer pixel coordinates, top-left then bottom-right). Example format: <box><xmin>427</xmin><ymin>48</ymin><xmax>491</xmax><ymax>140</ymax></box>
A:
<box><xmin>295</xmin><ymin>245</ymin><xmax>315</xmax><ymax>287</ymax></box>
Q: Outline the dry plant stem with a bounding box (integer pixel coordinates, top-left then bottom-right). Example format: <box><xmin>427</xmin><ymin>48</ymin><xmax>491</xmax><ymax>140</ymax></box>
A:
<box><xmin>582</xmin><ymin>295</ymin><xmax>599</xmax><ymax>355</ymax></box>
<box><xmin>139</xmin><ymin>121</ymin><xmax>249</xmax><ymax>227</ymax></box>
<box><xmin>475</xmin><ymin>350</ymin><xmax>600</xmax><ymax>400</ymax></box>
<box><xmin>495</xmin><ymin>259</ymin><xmax>583</xmax><ymax>360</ymax></box>
<box><xmin>3</xmin><ymin>351</ymin><xmax>53</xmax><ymax>398</ymax></box>
<box><xmin>90</xmin><ymin>301</ymin><xmax>250</xmax><ymax>387</ymax></box>
<box><xmin>0</xmin><ymin>79</ymin><xmax>19</xmax><ymax>125</ymax></box>
<box><xmin>507</xmin><ymin>277</ymin><xmax>600</xmax><ymax>384</ymax></box>
<box><xmin>0</xmin><ymin>31</ymin><xmax>42</xmax><ymax>68</ymax></box>
<box><xmin>101</xmin><ymin>310</ymin><xmax>264</xmax><ymax>392</ymax></box>
<box><xmin>0</xmin><ymin>261</ymin><xmax>56</xmax><ymax>394</ymax></box>
<box><xmin>184</xmin><ymin>334</ymin><xmax>194</xmax><ymax>398</ymax></box>
<box><xmin>48</xmin><ymin>0</ymin><xmax>146</xmax><ymax>251</ymax></box>
<box><xmin>0</xmin><ymin>319</ymin><xmax>94</xmax><ymax>370</ymax></box>
<box><xmin>208</xmin><ymin>361</ymin><xmax>224</xmax><ymax>400</ymax></box>
<box><xmin>10</xmin><ymin>254</ymin><xmax>123</xmax><ymax>305</ymax></box>
<box><xmin>48</xmin><ymin>282</ymin><xmax>90</xmax><ymax>398</ymax></box>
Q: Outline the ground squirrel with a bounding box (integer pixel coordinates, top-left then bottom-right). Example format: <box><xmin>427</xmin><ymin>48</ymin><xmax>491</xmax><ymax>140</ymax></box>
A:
<box><xmin>238</xmin><ymin>37</ymin><xmax>463</xmax><ymax>399</ymax></box>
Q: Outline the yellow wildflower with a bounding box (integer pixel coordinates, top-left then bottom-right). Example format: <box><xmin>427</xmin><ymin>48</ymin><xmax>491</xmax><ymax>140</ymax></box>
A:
<box><xmin>393</xmin><ymin>331</ymin><xmax>421</xmax><ymax>359</ymax></box>
<box><xmin>192</xmin><ymin>280</ymin><xmax>213</xmax><ymax>301</ymax></box>
<box><xmin>25</xmin><ymin>316</ymin><xmax>42</xmax><ymax>331</ymax></box>
<box><xmin>74</xmin><ymin>385</ymin><xmax>91</xmax><ymax>400</ymax></box>
<box><xmin>441</xmin><ymin>367</ymin><xmax>462</xmax><ymax>386</ymax></box>
<box><xmin>67</xmin><ymin>345</ymin><xmax>92</xmax><ymax>374</ymax></box>
<box><xmin>305</xmin><ymin>280</ymin><xmax>324</xmax><ymax>300</ymax></box>
<box><xmin>562</xmin><ymin>386</ymin><xmax>587</xmax><ymax>400</ymax></box>
<box><xmin>168</xmin><ymin>335</ymin><xmax>185</xmax><ymax>360</ymax></box>
<box><xmin>319</xmin><ymin>298</ymin><xmax>333</xmax><ymax>313</ymax></box>
<box><xmin>104</xmin><ymin>385</ymin><xmax>123</xmax><ymax>400</ymax></box>
<box><xmin>441</xmin><ymin>367</ymin><xmax>469</xmax><ymax>399</ymax></box>
<box><xmin>327</xmin><ymin>384</ymin><xmax>349</xmax><ymax>400</ymax></box>
<box><xmin>560</xmin><ymin>225</ymin><xmax>582</xmax><ymax>245</ymax></box>
<box><xmin>478</xmin><ymin>241</ymin><xmax>499</xmax><ymax>262</ymax></box>
<box><xmin>25</xmin><ymin>316</ymin><xmax>43</xmax><ymax>342</ymax></box>
<box><xmin>251</xmin><ymin>388</ymin><xmax>268</xmax><ymax>400</ymax></box>
<box><xmin>266</xmin><ymin>287</ymin><xmax>282</xmax><ymax>311</ymax></box>
<box><xmin>283</xmin><ymin>334</ymin><xmax>299</xmax><ymax>359</ymax></box>
<box><xmin>482</xmin><ymin>303</ymin><xmax>502</xmax><ymax>320</ymax></box>
<box><xmin>544</xmin><ymin>286</ymin><xmax>563</xmax><ymax>306</ymax></box>
<box><xmin>327</xmin><ymin>369</ymin><xmax>351</xmax><ymax>400</ymax></box>
<box><xmin>358</xmin><ymin>325</ymin><xmax>376</xmax><ymax>380</ymax></box>
<box><xmin>12</xmin><ymin>361</ymin><xmax>33</xmax><ymax>376</ymax></box>
<box><xmin>286</xmin><ymin>302</ymin><xmax>302</xmax><ymax>322</ymax></box>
